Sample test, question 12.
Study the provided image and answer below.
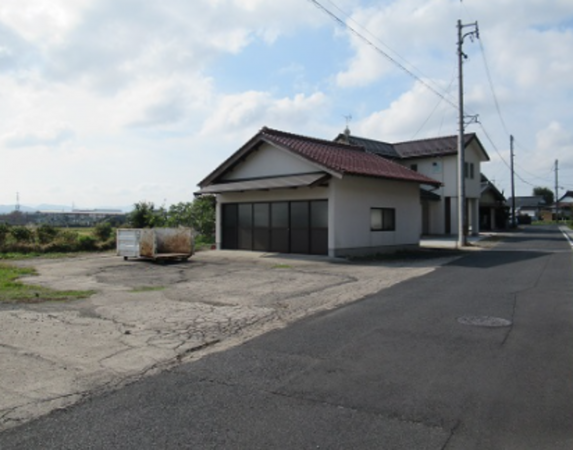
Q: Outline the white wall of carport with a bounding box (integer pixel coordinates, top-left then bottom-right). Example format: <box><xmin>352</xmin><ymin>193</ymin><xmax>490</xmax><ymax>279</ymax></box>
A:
<box><xmin>330</xmin><ymin>176</ymin><xmax>421</xmax><ymax>256</ymax></box>
<box><xmin>215</xmin><ymin>186</ymin><xmax>329</xmax><ymax>250</ymax></box>
<box><xmin>222</xmin><ymin>143</ymin><xmax>318</xmax><ymax>180</ymax></box>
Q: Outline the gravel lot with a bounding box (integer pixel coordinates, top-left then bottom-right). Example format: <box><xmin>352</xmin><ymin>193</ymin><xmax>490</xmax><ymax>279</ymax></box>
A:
<box><xmin>0</xmin><ymin>249</ymin><xmax>456</xmax><ymax>431</ymax></box>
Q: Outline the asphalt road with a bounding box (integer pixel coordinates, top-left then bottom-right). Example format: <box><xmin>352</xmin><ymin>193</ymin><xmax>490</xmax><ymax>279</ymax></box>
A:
<box><xmin>2</xmin><ymin>225</ymin><xmax>572</xmax><ymax>449</ymax></box>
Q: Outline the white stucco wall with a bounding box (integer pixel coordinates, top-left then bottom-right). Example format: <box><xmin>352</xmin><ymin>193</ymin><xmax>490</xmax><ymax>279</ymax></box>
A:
<box><xmin>330</xmin><ymin>176</ymin><xmax>421</xmax><ymax>256</ymax></box>
<box><xmin>464</xmin><ymin>141</ymin><xmax>484</xmax><ymax>199</ymax></box>
<box><xmin>214</xmin><ymin>176</ymin><xmax>422</xmax><ymax>256</ymax></box>
<box><xmin>222</xmin><ymin>143</ymin><xmax>319</xmax><ymax>180</ymax></box>
<box><xmin>400</xmin><ymin>140</ymin><xmax>488</xmax><ymax>235</ymax></box>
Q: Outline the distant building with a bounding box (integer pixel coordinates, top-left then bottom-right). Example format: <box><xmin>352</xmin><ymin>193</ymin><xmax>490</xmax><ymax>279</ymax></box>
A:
<box><xmin>507</xmin><ymin>196</ymin><xmax>546</xmax><ymax>222</ymax></box>
<box><xmin>0</xmin><ymin>209</ymin><xmax>126</xmax><ymax>227</ymax></box>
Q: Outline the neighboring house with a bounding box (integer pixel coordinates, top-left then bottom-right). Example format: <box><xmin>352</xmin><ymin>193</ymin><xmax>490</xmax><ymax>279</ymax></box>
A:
<box><xmin>335</xmin><ymin>131</ymin><xmax>490</xmax><ymax>236</ymax></box>
<box><xmin>197</xmin><ymin>127</ymin><xmax>441</xmax><ymax>257</ymax></box>
<box><xmin>479</xmin><ymin>174</ymin><xmax>508</xmax><ymax>230</ymax></box>
<box><xmin>508</xmin><ymin>196</ymin><xmax>546</xmax><ymax>221</ymax></box>
<box><xmin>556</xmin><ymin>191</ymin><xmax>573</xmax><ymax>218</ymax></box>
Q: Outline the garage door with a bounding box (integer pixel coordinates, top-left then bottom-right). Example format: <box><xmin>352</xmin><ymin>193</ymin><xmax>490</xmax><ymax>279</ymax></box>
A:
<box><xmin>222</xmin><ymin>200</ymin><xmax>328</xmax><ymax>255</ymax></box>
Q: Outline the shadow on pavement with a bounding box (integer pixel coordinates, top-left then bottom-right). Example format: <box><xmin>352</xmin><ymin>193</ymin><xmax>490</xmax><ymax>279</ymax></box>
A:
<box><xmin>446</xmin><ymin>250</ymin><xmax>548</xmax><ymax>269</ymax></box>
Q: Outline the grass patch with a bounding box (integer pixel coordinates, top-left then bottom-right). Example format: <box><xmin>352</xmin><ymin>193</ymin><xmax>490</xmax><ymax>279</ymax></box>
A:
<box><xmin>0</xmin><ymin>250</ymin><xmax>115</xmax><ymax>261</ymax></box>
<box><xmin>130</xmin><ymin>286</ymin><xmax>166</xmax><ymax>292</ymax></box>
<box><xmin>0</xmin><ymin>262</ymin><xmax>95</xmax><ymax>303</ymax></box>
<box><xmin>63</xmin><ymin>227</ymin><xmax>95</xmax><ymax>236</ymax></box>
<box><xmin>0</xmin><ymin>252</ymin><xmax>76</xmax><ymax>260</ymax></box>
<box><xmin>272</xmin><ymin>264</ymin><xmax>293</xmax><ymax>269</ymax></box>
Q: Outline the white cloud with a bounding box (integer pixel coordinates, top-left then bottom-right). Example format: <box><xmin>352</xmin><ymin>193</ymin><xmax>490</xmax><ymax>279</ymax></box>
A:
<box><xmin>1</xmin><ymin>0</ymin><xmax>573</xmax><ymax>206</ymax></box>
<box><xmin>201</xmin><ymin>91</ymin><xmax>328</xmax><ymax>140</ymax></box>
<box><xmin>0</xmin><ymin>0</ymin><xmax>91</xmax><ymax>46</ymax></box>
<box><xmin>356</xmin><ymin>80</ymin><xmax>457</xmax><ymax>141</ymax></box>
<box><xmin>0</xmin><ymin>0</ymin><xmax>324</xmax><ymax>94</ymax></box>
<box><xmin>536</xmin><ymin>122</ymin><xmax>573</xmax><ymax>167</ymax></box>
<box><xmin>335</xmin><ymin>0</ymin><xmax>456</xmax><ymax>88</ymax></box>
<box><xmin>3</xmin><ymin>125</ymin><xmax>74</xmax><ymax>148</ymax></box>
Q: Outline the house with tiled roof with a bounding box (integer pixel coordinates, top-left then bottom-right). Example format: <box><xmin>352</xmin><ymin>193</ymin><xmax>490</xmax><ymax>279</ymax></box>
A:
<box><xmin>479</xmin><ymin>174</ymin><xmax>508</xmax><ymax>230</ymax></box>
<box><xmin>335</xmin><ymin>131</ymin><xmax>490</xmax><ymax>236</ymax></box>
<box><xmin>557</xmin><ymin>191</ymin><xmax>573</xmax><ymax>219</ymax></box>
<box><xmin>197</xmin><ymin>127</ymin><xmax>441</xmax><ymax>257</ymax></box>
<box><xmin>508</xmin><ymin>196</ymin><xmax>547</xmax><ymax>222</ymax></box>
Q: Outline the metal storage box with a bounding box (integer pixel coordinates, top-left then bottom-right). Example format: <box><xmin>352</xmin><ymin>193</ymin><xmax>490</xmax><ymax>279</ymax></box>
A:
<box><xmin>117</xmin><ymin>228</ymin><xmax>194</xmax><ymax>261</ymax></box>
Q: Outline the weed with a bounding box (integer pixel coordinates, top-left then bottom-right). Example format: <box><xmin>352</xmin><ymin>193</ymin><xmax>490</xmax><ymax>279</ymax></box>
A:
<box><xmin>130</xmin><ymin>286</ymin><xmax>166</xmax><ymax>292</ymax></box>
<box><xmin>0</xmin><ymin>262</ymin><xmax>95</xmax><ymax>303</ymax></box>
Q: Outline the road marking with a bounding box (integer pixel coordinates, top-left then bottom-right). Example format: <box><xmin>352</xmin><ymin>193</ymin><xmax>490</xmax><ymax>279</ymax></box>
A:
<box><xmin>559</xmin><ymin>226</ymin><xmax>573</xmax><ymax>248</ymax></box>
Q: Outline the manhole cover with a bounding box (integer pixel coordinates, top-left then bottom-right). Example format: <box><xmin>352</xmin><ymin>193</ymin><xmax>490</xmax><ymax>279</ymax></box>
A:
<box><xmin>457</xmin><ymin>315</ymin><xmax>512</xmax><ymax>327</ymax></box>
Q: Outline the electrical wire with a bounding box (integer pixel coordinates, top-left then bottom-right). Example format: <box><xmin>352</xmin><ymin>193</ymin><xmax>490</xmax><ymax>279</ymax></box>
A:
<box><xmin>478</xmin><ymin>39</ymin><xmax>510</xmax><ymax>136</ymax></box>
<box><xmin>411</xmin><ymin>71</ymin><xmax>457</xmax><ymax>139</ymax></box>
<box><xmin>306</xmin><ymin>0</ymin><xmax>459</xmax><ymax>110</ymax></box>
<box><xmin>478</xmin><ymin>123</ymin><xmax>538</xmax><ymax>188</ymax></box>
<box><xmin>309</xmin><ymin>0</ymin><xmax>558</xmax><ymax>194</ymax></box>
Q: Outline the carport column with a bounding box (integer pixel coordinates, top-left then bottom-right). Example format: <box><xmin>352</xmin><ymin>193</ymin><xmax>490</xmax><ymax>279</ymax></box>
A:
<box><xmin>328</xmin><ymin>184</ymin><xmax>336</xmax><ymax>257</ymax></box>
<box><xmin>470</xmin><ymin>198</ymin><xmax>480</xmax><ymax>236</ymax></box>
<box><xmin>215</xmin><ymin>197</ymin><xmax>222</xmax><ymax>250</ymax></box>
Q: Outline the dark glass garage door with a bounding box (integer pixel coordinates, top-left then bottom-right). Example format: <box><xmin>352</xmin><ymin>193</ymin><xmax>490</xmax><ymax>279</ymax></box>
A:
<box><xmin>221</xmin><ymin>200</ymin><xmax>328</xmax><ymax>255</ymax></box>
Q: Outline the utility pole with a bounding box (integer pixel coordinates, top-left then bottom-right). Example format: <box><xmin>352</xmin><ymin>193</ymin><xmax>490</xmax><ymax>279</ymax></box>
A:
<box><xmin>457</xmin><ymin>19</ymin><xmax>479</xmax><ymax>248</ymax></box>
<box><xmin>555</xmin><ymin>159</ymin><xmax>559</xmax><ymax>221</ymax></box>
<box><xmin>510</xmin><ymin>135</ymin><xmax>516</xmax><ymax>227</ymax></box>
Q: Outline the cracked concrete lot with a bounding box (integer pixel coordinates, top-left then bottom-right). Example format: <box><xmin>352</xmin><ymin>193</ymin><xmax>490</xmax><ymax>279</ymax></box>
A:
<box><xmin>0</xmin><ymin>249</ymin><xmax>455</xmax><ymax>431</ymax></box>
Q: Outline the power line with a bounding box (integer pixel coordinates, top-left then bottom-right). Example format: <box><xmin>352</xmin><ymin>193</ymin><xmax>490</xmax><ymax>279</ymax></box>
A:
<box><xmin>306</xmin><ymin>0</ymin><xmax>459</xmax><ymax>109</ymax></box>
<box><xmin>478</xmin><ymin>123</ymin><xmax>537</xmax><ymax>188</ymax></box>
<box><xmin>310</xmin><ymin>0</ymin><xmax>557</xmax><ymax>194</ymax></box>
<box><xmin>478</xmin><ymin>38</ymin><xmax>510</xmax><ymax>136</ymax></box>
<box><xmin>411</xmin><ymin>71</ymin><xmax>457</xmax><ymax>139</ymax></box>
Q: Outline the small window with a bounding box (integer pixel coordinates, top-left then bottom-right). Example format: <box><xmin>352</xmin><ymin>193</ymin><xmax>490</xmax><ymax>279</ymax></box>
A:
<box><xmin>464</xmin><ymin>162</ymin><xmax>475</xmax><ymax>180</ymax></box>
<box><xmin>371</xmin><ymin>208</ymin><xmax>396</xmax><ymax>231</ymax></box>
<box><xmin>432</xmin><ymin>161</ymin><xmax>441</xmax><ymax>174</ymax></box>
<box><xmin>410</xmin><ymin>164</ymin><xmax>418</xmax><ymax>172</ymax></box>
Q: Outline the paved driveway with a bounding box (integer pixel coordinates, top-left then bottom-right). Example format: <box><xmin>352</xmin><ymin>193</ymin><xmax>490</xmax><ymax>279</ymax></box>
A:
<box><xmin>0</xmin><ymin>249</ymin><xmax>455</xmax><ymax>431</ymax></box>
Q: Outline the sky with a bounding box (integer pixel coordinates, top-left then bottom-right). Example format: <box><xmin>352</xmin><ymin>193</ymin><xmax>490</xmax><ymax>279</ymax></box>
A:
<box><xmin>1</xmin><ymin>0</ymin><xmax>573</xmax><ymax>210</ymax></box>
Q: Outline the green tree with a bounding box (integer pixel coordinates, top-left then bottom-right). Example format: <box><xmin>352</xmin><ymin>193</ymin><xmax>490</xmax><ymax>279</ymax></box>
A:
<box><xmin>189</xmin><ymin>196</ymin><xmax>216</xmax><ymax>238</ymax></box>
<box><xmin>0</xmin><ymin>223</ymin><xmax>9</xmax><ymax>246</ymax></box>
<box><xmin>93</xmin><ymin>222</ymin><xmax>113</xmax><ymax>241</ymax></box>
<box><xmin>533</xmin><ymin>187</ymin><xmax>554</xmax><ymax>205</ymax></box>
<box><xmin>36</xmin><ymin>224</ymin><xmax>59</xmax><ymax>244</ymax></box>
<box><xmin>10</xmin><ymin>226</ymin><xmax>34</xmax><ymax>243</ymax></box>
<box><xmin>165</xmin><ymin>202</ymin><xmax>194</xmax><ymax>227</ymax></box>
<box><xmin>127</xmin><ymin>202</ymin><xmax>166</xmax><ymax>228</ymax></box>
<box><xmin>127</xmin><ymin>197</ymin><xmax>215</xmax><ymax>239</ymax></box>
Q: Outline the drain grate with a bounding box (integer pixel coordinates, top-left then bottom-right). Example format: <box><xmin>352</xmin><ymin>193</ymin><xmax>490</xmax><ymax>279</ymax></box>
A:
<box><xmin>457</xmin><ymin>315</ymin><xmax>512</xmax><ymax>327</ymax></box>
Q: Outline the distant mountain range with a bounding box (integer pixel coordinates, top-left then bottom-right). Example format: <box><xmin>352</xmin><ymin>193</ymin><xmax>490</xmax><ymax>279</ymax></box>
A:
<box><xmin>0</xmin><ymin>204</ymin><xmax>132</xmax><ymax>213</ymax></box>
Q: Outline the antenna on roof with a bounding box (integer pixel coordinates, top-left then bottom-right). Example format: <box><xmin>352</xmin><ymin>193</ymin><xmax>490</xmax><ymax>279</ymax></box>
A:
<box><xmin>343</xmin><ymin>114</ymin><xmax>352</xmax><ymax>142</ymax></box>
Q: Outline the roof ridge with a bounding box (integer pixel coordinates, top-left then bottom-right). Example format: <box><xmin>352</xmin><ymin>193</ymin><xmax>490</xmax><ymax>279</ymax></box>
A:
<box><xmin>261</xmin><ymin>127</ymin><xmax>364</xmax><ymax>151</ymax></box>
<box><xmin>392</xmin><ymin>132</ymin><xmax>475</xmax><ymax>146</ymax></box>
<box><xmin>340</xmin><ymin>134</ymin><xmax>393</xmax><ymax>145</ymax></box>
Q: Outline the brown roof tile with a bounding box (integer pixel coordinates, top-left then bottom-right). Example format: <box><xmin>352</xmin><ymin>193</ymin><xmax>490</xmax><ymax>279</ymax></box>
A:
<box><xmin>260</xmin><ymin>128</ymin><xmax>441</xmax><ymax>186</ymax></box>
<box><xmin>393</xmin><ymin>134</ymin><xmax>474</xmax><ymax>158</ymax></box>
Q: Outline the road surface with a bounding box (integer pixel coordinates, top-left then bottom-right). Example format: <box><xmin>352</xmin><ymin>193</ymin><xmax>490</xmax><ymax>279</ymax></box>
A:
<box><xmin>1</xmin><ymin>225</ymin><xmax>572</xmax><ymax>449</ymax></box>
